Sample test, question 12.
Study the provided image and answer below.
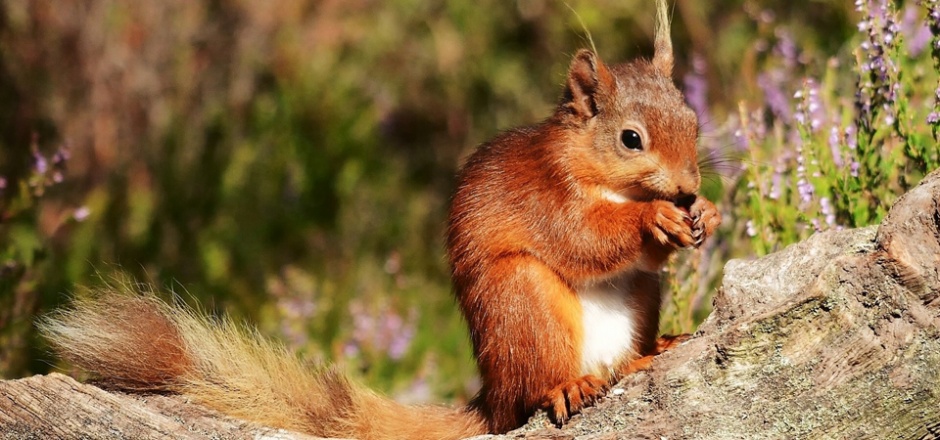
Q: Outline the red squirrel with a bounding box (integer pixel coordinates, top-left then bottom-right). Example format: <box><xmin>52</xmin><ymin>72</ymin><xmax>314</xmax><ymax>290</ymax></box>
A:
<box><xmin>41</xmin><ymin>0</ymin><xmax>719</xmax><ymax>438</ymax></box>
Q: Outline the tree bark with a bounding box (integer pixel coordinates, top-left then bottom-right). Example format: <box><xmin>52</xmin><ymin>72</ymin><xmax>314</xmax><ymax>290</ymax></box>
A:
<box><xmin>3</xmin><ymin>170</ymin><xmax>940</xmax><ymax>439</ymax></box>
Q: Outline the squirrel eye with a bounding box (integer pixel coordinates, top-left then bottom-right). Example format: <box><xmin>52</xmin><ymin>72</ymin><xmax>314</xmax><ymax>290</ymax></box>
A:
<box><xmin>620</xmin><ymin>130</ymin><xmax>643</xmax><ymax>151</ymax></box>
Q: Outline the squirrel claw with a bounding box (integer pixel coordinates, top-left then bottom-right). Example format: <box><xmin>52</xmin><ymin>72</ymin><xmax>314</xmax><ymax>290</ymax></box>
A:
<box><xmin>649</xmin><ymin>200</ymin><xmax>696</xmax><ymax>249</ymax></box>
<box><xmin>542</xmin><ymin>374</ymin><xmax>608</xmax><ymax>427</ymax></box>
<box><xmin>687</xmin><ymin>197</ymin><xmax>721</xmax><ymax>246</ymax></box>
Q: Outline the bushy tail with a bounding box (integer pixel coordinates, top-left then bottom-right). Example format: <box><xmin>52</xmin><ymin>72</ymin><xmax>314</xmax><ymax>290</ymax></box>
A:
<box><xmin>39</xmin><ymin>286</ymin><xmax>487</xmax><ymax>440</ymax></box>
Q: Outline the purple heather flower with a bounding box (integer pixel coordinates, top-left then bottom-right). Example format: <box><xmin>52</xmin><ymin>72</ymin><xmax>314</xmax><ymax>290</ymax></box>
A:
<box><xmin>395</xmin><ymin>376</ymin><xmax>434</xmax><ymax>405</ymax></box>
<box><xmin>52</xmin><ymin>147</ymin><xmax>71</xmax><ymax>166</ymax></box>
<box><xmin>811</xmin><ymin>218</ymin><xmax>822</xmax><ymax>232</ymax></box>
<box><xmin>759</xmin><ymin>9</ymin><xmax>775</xmax><ymax>24</ymax></box>
<box><xmin>348</xmin><ymin>301</ymin><xmax>416</xmax><ymax>361</ymax></box>
<box><xmin>794</xmin><ymin>137</ymin><xmax>816</xmax><ymax>207</ymax></box>
<box><xmin>933</xmin><ymin>74</ymin><xmax>940</xmax><ymax>126</ymax></box>
<box><xmin>808</xmin><ymin>87</ymin><xmax>824</xmax><ymax>131</ymax></box>
<box><xmin>343</xmin><ymin>341</ymin><xmax>360</xmax><ymax>358</ymax></box>
<box><xmin>734</xmin><ymin>128</ymin><xmax>748</xmax><ymax>151</ymax></box>
<box><xmin>856</xmin><ymin>0</ymin><xmax>901</xmax><ymax>128</ymax></box>
<box><xmin>758</xmin><ymin>71</ymin><xmax>793</xmax><ymax>123</ymax></box>
<box><xmin>33</xmin><ymin>150</ymin><xmax>48</xmax><ymax>174</ymax></box>
<box><xmin>769</xmin><ymin>166</ymin><xmax>783</xmax><ymax>200</ymax></box>
<box><xmin>797</xmin><ymin>178</ymin><xmax>815</xmax><ymax>205</ymax></box>
<box><xmin>794</xmin><ymin>79</ymin><xmax>826</xmax><ymax>132</ymax></box>
<box><xmin>268</xmin><ymin>267</ymin><xmax>321</xmax><ymax>351</ymax></box>
<box><xmin>774</xmin><ymin>29</ymin><xmax>800</xmax><ymax>69</ymax></box>
<box><xmin>846</xmin><ymin>124</ymin><xmax>858</xmax><ymax>150</ymax></box>
<box><xmin>820</xmin><ymin>197</ymin><xmax>836</xmax><ymax>228</ymax></box>
<box><xmin>901</xmin><ymin>4</ymin><xmax>932</xmax><ymax>56</ymax></box>
<box><xmin>385</xmin><ymin>310</ymin><xmax>417</xmax><ymax>360</ymax></box>
<box><xmin>745</xmin><ymin>220</ymin><xmax>757</xmax><ymax>237</ymax></box>
<box><xmin>828</xmin><ymin>126</ymin><xmax>844</xmax><ymax>167</ymax></box>
<box><xmin>280</xmin><ymin>296</ymin><xmax>316</xmax><ymax>319</ymax></box>
<box><xmin>683</xmin><ymin>53</ymin><xmax>712</xmax><ymax>131</ymax></box>
<box><xmin>73</xmin><ymin>206</ymin><xmax>91</xmax><ymax>222</ymax></box>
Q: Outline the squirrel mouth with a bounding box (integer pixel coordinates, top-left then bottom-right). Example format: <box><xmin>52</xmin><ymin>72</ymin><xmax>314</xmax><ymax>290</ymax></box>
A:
<box><xmin>674</xmin><ymin>194</ymin><xmax>696</xmax><ymax>210</ymax></box>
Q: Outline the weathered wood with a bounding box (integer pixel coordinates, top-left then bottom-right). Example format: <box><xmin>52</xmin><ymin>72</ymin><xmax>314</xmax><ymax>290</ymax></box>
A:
<box><xmin>3</xmin><ymin>170</ymin><xmax>940</xmax><ymax>439</ymax></box>
<box><xmin>0</xmin><ymin>372</ymin><xmax>322</xmax><ymax>440</ymax></box>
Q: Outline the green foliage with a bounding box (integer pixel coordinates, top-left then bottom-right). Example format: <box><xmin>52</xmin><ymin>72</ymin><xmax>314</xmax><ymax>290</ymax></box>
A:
<box><xmin>0</xmin><ymin>0</ymin><xmax>935</xmax><ymax>402</ymax></box>
<box><xmin>735</xmin><ymin>0</ymin><xmax>939</xmax><ymax>256</ymax></box>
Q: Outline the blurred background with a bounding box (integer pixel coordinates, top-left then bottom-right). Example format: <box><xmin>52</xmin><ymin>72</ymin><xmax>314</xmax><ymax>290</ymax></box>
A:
<box><xmin>1</xmin><ymin>0</ymin><xmax>936</xmax><ymax>404</ymax></box>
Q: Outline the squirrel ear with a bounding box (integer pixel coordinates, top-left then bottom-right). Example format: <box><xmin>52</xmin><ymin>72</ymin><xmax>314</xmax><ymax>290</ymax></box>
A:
<box><xmin>651</xmin><ymin>0</ymin><xmax>674</xmax><ymax>76</ymax></box>
<box><xmin>563</xmin><ymin>49</ymin><xmax>608</xmax><ymax>119</ymax></box>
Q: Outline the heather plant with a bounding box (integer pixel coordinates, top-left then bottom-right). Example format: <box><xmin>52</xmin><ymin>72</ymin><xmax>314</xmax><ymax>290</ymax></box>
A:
<box><xmin>733</xmin><ymin>0</ymin><xmax>938</xmax><ymax>257</ymax></box>
<box><xmin>0</xmin><ymin>141</ymin><xmax>84</xmax><ymax>377</ymax></box>
<box><xmin>662</xmin><ymin>0</ymin><xmax>939</xmax><ymax>334</ymax></box>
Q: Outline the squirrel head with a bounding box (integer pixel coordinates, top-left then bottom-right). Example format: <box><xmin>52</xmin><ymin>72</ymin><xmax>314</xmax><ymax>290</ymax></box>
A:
<box><xmin>556</xmin><ymin>3</ymin><xmax>700</xmax><ymax>204</ymax></box>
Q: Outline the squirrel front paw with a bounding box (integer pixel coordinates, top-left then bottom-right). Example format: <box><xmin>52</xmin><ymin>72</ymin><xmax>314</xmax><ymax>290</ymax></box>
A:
<box><xmin>648</xmin><ymin>200</ymin><xmax>695</xmax><ymax>248</ymax></box>
<box><xmin>541</xmin><ymin>374</ymin><xmax>608</xmax><ymax>426</ymax></box>
<box><xmin>687</xmin><ymin>197</ymin><xmax>720</xmax><ymax>247</ymax></box>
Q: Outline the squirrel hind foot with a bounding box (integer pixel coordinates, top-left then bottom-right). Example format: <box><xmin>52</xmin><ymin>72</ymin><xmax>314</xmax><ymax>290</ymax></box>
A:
<box><xmin>655</xmin><ymin>333</ymin><xmax>691</xmax><ymax>354</ymax></box>
<box><xmin>541</xmin><ymin>374</ymin><xmax>609</xmax><ymax>426</ymax></box>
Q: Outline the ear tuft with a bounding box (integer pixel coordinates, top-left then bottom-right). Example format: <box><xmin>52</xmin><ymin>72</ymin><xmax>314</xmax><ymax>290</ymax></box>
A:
<box><xmin>563</xmin><ymin>49</ymin><xmax>605</xmax><ymax>120</ymax></box>
<box><xmin>651</xmin><ymin>0</ymin><xmax>674</xmax><ymax>77</ymax></box>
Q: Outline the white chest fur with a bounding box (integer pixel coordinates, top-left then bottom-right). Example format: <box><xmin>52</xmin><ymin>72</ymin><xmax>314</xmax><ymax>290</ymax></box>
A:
<box><xmin>577</xmin><ymin>276</ymin><xmax>636</xmax><ymax>376</ymax></box>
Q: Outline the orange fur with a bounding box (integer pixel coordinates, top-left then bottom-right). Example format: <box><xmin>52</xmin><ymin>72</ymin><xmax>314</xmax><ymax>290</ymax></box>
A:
<box><xmin>447</xmin><ymin>1</ymin><xmax>720</xmax><ymax>431</ymax></box>
<box><xmin>41</xmin><ymin>0</ymin><xmax>721</xmax><ymax>437</ymax></box>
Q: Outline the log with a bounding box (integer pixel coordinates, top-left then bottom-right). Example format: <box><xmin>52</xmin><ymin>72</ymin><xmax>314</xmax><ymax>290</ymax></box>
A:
<box><xmin>3</xmin><ymin>169</ymin><xmax>940</xmax><ymax>439</ymax></box>
<box><xmin>0</xmin><ymin>373</ymin><xmax>325</xmax><ymax>439</ymax></box>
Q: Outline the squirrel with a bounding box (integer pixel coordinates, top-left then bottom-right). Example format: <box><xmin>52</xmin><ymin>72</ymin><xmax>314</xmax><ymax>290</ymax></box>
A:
<box><xmin>39</xmin><ymin>0</ymin><xmax>720</xmax><ymax>438</ymax></box>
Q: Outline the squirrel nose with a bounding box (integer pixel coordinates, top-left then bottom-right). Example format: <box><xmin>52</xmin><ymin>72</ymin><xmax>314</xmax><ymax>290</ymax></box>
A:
<box><xmin>675</xmin><ymin>174</ymin><xmax>699</xmax><ymax>198</ymax></box>
<box><xmin>676</xmin><ymin>169</ymin><xmax>699</xmax><ymax>198</ymax></box>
